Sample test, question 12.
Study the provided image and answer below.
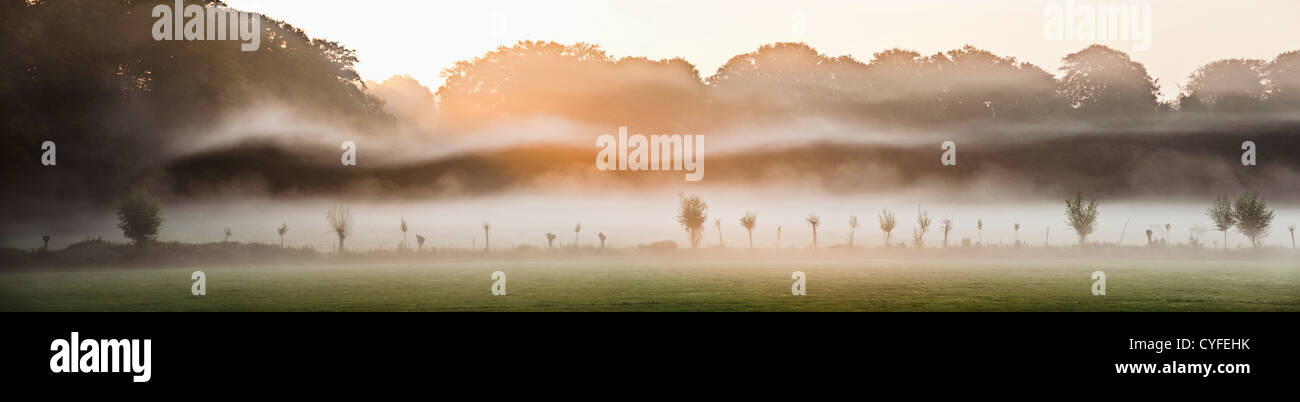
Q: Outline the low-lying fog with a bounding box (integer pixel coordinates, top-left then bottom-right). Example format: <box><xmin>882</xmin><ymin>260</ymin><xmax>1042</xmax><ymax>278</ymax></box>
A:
<box><xmin>10</xmin><ymin>190</ymin><xmax>1298</xmax><ymax>252</ymax></box>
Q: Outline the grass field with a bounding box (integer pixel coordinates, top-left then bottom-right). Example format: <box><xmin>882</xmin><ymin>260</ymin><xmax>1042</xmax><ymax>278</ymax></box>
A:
<box><xmin>0</xmin><ymin>258</ymin><xmax>1296</xmax><ymax>311</ymax></box>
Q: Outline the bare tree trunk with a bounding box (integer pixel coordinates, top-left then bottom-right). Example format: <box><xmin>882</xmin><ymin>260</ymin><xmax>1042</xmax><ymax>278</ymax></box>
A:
<box><xmin>337</xmin><ymin>234</ymin><xmax>345</xmax><ymax>252</ymax></box>
<box><xmin>748</xmin><ymin>230</ymin><xmax>753</xmax><ymax>249</ymax></box>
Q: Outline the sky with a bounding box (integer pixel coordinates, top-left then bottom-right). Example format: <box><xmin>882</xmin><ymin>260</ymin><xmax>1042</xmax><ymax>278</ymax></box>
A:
<box><xmin>222</xmin><ymin>0</ymin><xmax>1300</xmax><ymax>101</ymax></box>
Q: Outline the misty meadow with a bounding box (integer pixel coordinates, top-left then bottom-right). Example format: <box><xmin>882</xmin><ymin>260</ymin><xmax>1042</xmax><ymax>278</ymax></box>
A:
<box><xmin>0</xmin><ymin>1</ymin><xmax>1297</xmax><ymax>312</ymax></box>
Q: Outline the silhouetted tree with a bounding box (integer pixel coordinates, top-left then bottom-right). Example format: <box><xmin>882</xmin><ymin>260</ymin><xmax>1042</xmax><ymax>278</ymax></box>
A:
<box><xmin>1289</xmin><ymin>224</ymin><xmax>1295</xmax><ymax>249</ymax></box>
<box><xmin>708</xmin><ymin>42</ymin><xmax>840</xmax><ymax>120</ymax></box>
<box><xmin>1232</xmin><ymin>191</ymin><xmax>1275</xmax><ymax>248</ymax></box>
<box><xmin>940</xmin><ymin>218</ymin><xmax>953</xmax><ymax>248</ymax></box>
<box><xmin>1065</xmin><ymin>192</ymin><xmax>1100</xmax><ymax>246</ymax></box>
<box><xmin>114</xmin><ymin>188</ymin><xmax>162</xmax><ymax>246</ymax></box>
<box><xmin>1264</xmin><ymin>50</ymin><xmax>1300</xmax><ymax>110</ymax></box>
<box><xmin>934</xmin><ymin>45</ymin><xmax>1063</xmax><ymax>122</ymax></box>
<box><xmin>573</xmin><ymin>222</ymin><xmax>581</xmax><ymax>247</ymax></box>
<box><xmin>277</xmin><ymin>222</ymin><xmax>288</xmax><ymax>247</ymax></box>
<box><xmin>223</xmin><ymin>227</ymin><xmax>232</xmax><ymax>242</ymax></box>
<box><xmin>545</xmin><ymin>233</ymin><xmax>557</xmax><ymax>249</ymax></box>
<box><xmin>1206</xmin><ymin>195</ymin><xmax>1236</xmax><ymax>250</ymax></box>
<box><xmin>1014</xmin><ymin>223</ymin><xmax>1021</xmax><ymax>245</ymax></box>
<box><xmin>438</xmin><ymin>40</ymin><xmax>705</xmax><ymax>132</ymax></box>
<box><xmin>482</xmin><ymin>221</ymin><xmax>491</xmax><ymax>251</ymax></box>
<box><xmin>1179</xmin><ymin>59</ymin><xmax>1267</xmax><ymax>113</ymax></box>
<box><xmin>806</xmin><ymin>214</ymin><xmax>822</xmax><ymax>249</ymax></box>
<box><xmin>41</xmin><ymin>235</ymin><xmax>50</xmax><ymax>252</ymax></box>
<box><xmin>401</xmin><ymin>218</ymin><xmax>409</xmax><ymax>249</ymax></box>
<box><xmin>676</xmin><ymin>194</ymin><xmax>708</xmax><ymax>249</ymax></box>
<box><xmin>976</xmin><ymin>218</ymin><xmax>984</xmax><ymax>245</ymax></box>
<box><xmin>416</xmin><ymin>234</ymin><xmax>425</xmax><ymax>250</ymax></box>
<box><xmin>326</xmin><ymin>205</ymin><xmax>353</xmax><ymax>252</ymax></box>
<box><xmin>878</xmin><ymin>208</ymin><xmax>897</xmax><ymax>247</ymax></box>
<box><xmin>915</xmin><ymin>206</ymin><xmax>932</xmax><ymax>248</ymax></box>
<box><xmin>860</xmin><ymin>49</ymin><xmax>946</xmax><ymax>125</ymax></box>
<box><xmin>1059</xmin><ymin>45</ymin><xmax>1160</xmax><ymax>116</ymax></box>
<box><xmin>739</xmin><ymin>212</ymin><xmax>757</xmax><ymax>249</ymax></box>
<box><xmin>598</xmin><ymin>232</ymin><xmax>607</xmax><ymax>248</ymax></box>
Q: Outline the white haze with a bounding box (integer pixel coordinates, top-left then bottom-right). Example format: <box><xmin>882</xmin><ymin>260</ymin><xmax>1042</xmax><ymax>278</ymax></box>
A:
<box><xmin>15</xmin><ymin>191</ymin><xmax>1299</xmax><ymax>252</ymax></box>
<box><xmin>12</xmin><ymin>100</ymin><xmax>1300</xmax><ymax>251</ymax></box>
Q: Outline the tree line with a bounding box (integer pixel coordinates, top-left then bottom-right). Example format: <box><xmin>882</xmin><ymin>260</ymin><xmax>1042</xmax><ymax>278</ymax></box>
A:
<box><xmin>438</xmin><ymin>41</ymin><xmax>1300</xmax><ymax>131</ymax></box>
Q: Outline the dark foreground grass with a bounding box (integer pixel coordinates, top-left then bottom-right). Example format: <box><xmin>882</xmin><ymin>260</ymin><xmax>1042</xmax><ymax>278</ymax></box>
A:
<box><xmin>0</xmin><ymin>258</ymin><xmax>1296</xmax><ymax>311</ymax></box>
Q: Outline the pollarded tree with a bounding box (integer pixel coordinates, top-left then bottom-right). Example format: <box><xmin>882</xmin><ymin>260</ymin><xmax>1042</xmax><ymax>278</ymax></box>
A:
<box><xmin>1232</xmin><ymin>191</ymin><xmax>1275</xmax><ymax>248</ymax></box>
<box><xmin>115</xmin><ymin>188</ymin><xmax>163</xmax><ymax>246</ymax></box>
<box><xmin>1065</xmin><ymin>192</ymin><xmax>1100</xmax><ymax>246</ymax></box>
<box><xmin>277</xmin><ymin>222</ymin><xmax>288</xmax><ymax>248</ymax></box>
<box><xmin>1206</xmin><ymin>195</ymin><xmax>1236</xmax><ymax>250</ymax></box>
<box><xmin>915</xmin><ymin>206</ymin><xmax>932</xmax><ymax>248</ymax></box>
<box><xmin>940</xmin><ymin>218</ymin><xmax>953</xmax><ymax>248</ymax></box>
<box><xmin>545</xmin><ymin>233</ymin><xmax>557</xmax><ymax>249</ymax></box>
<box><xmin>739</xmin><ymin>212</ymin><xmax>757</xmax><ymax>249</ymax></box>
<box><xmin>401</xmin><ymin>218</ymin><xmax>409</xmax><ymax>249</ymax></box>
<box><xmin>878</xmin><ymin>208</ymin><xmax>896</xmax><ymax>247</ymax></box>
<box><xmin>573</xmin><ymin>221</ymin><xmax>582</xmax><ymax>247</ymax></box>
<box><xmin>326</xmin><ymin>205</ymin><xmax>354</xmax><ymax>252</ymax></box>
<box><xmin>806</xmin><ymin>214</ymin><xmax>821</xmax><ymax>249</ymax></box>
<box><xmin>676</xmin><ymin>194</ymin><xmax>708</xmax><ymax>249</ymax></box>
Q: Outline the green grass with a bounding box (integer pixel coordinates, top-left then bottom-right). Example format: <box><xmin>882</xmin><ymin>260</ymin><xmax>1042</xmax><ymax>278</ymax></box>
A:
<box><xmin>0</xmin><ymin>258</ymin><xmax>1296</xmax><ymax>311</ymax></box>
